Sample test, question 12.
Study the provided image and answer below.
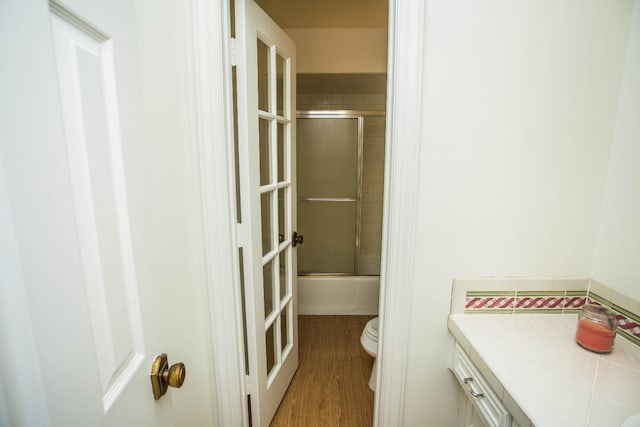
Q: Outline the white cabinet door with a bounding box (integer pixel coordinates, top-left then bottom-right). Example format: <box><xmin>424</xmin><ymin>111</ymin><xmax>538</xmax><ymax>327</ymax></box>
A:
<box><xmin>0</xmin><ymin>0</ymin><xmax>215</xmax><ymax>425</ymax></box>
<box><xmin>235</xmin><ymin>1</ymin><xmax>298</xmax><ymax>425</ymax></box>
<box><xmin>459</xmin><ymin>389</ymin><xmax>490</xmax><ymax>427</ymax></box>
<box><xmin>451</xmin><ymin>344</ymin><xmax>511</xmax><ymax>427</ymax></box>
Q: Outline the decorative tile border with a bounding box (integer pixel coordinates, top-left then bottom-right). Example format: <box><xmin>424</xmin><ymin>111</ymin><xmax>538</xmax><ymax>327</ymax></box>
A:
<box><xmin>563</xmin><ymin>290</ymin><xmax>588</xmax><ymax>313</ymax></box>
<box><xmin>465</xmin><ymin>291</ymin><xmax>515</xmax><ymax>313</ymax></box>
<box><xmin>451</xmin><ymin>276</ymin><xmax>640</xmax><ymax>346</ymax></box>
<box><xmin>588</xmin><ymin>292</ymin><xmax>640</xmax><ymax>347</ymax></box>
<box><xmin>616</xmin><ymin>307</ymin><xmax>640</xmax><ymax>347</ymax></box>
<box><xmin>513</xmin><ymin>291</ymin><xmax>565</xmax><ymax>313</ymax></box>
<box><xmin>464</xmin><ymin>289</ymin><xmax>640</xmax><ymax>347</ymax></box>
<box><xmin>464</xmin><ymin>290</ymin><xmax>588</xmax><ymax>314</ymax></box>
<box><xmin>587</xmin><ymin>291</ymin><xmax>608</xmax><ymax>307</ymax></box>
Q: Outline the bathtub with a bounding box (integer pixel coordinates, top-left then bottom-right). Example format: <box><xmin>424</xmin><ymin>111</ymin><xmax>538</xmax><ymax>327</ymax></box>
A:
<box><xmin>297</xmin><ymin>275</ymin><xmax>380</xmax><ymax>315</ymax></box>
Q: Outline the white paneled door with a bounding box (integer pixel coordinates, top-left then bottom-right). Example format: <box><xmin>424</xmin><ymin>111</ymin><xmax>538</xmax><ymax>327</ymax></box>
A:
<box><xmin>0</xmin><ymin>0</ymin><xmax>216</xmax><ymax>425</ymax></box>
<box><xmin>236</xmin><ymin>1</ymin><xmax>298</xmax><ymax>425</ymax></box>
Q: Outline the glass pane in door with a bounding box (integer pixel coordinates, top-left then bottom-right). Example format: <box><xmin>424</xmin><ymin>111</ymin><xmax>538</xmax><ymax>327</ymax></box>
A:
<box><xmin>277</xmin><ymin>122</ymin><xmax>285</xmax><ymax>182</ymax></box>
<box><xmin>276</xmin><ymin>54</ymin><xmax>285</xmax><ymax>116</ymax></box>
<box><xmin>261</xmin><ymin>191</ymin><xmax>272</xmax><ymax>255</ymax></box>
<box><xmin>259</xmin><ymin>118</ymin><xmax>270</xmax><ymax>186</ymax></box>
<box><xmin>263</xmin><ymin>260</ymin><xmax>274</xmax><ymax>318</ymax></box>
<box><xmin>279</xmin><ymin>248</ymin><xmax>288</xmax><ymax>302</ymax></box>
<box><xmin>257</xmin><ymin>39</ymin><xmax>269</xmax><ymax>112</ymax></box>
<box><xmin>277</xmin><ymin>187</ymin><xmax>286</xmax><ymax>244</ymax></box>
<box><xmin>280</xmin><ymin>303</ymin><xmax>289</xmax><ymax>352</ymax></box>
<box><xmin>265</xmin><ymin>322</ymin><xmax>276</xmax><ymax>376</ymax></box>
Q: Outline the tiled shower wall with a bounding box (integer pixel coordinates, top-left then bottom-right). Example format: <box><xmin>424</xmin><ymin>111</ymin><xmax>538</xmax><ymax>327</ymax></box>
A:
<box><xmin>297</xmin><ymin>74</ymin><xmax>386</xmax><ymax>274</ymax></box>
<box><xmin>297</xmin><ymin>73</ymin><xmax>387</xmax><ymax>111</ymax></box>
<box><xmin>360</xmin><ymin>116</ymin><xmax>385</xmax><ymax>274</ymax></box>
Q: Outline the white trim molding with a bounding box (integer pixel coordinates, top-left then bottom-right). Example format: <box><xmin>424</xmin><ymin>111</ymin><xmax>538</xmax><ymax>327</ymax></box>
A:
<box><xmin>187</xmin><ymin>0</ymin><xmax>247</xmax><ymax>425</ymax></box>
<box><xmin>375</xmin><ymin>0</ymin><xmax>426</xmax><ymax>426</ymax></box>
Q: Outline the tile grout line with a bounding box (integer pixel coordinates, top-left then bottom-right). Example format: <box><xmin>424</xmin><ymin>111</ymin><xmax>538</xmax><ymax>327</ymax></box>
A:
<box><xmin>584</xmin><ymin>356</ymin><xmax>600</xmax><ymax>427</ymax></box>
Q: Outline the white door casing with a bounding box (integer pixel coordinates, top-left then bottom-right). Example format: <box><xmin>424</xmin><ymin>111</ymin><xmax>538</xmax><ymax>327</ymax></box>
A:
<box><xmin>235</xmin><ymin>1</ymin><xmax>298</xmax><ymax>425</ymax></box>
<box><xmin>374</xmin><ymin>0</ymin><xmax>425</xmax><ymax>425</ymax></box>
<box><xmin>0</xmin><ymin>0</ymin><xmax>217</xmax><ymax>425</ymax></box>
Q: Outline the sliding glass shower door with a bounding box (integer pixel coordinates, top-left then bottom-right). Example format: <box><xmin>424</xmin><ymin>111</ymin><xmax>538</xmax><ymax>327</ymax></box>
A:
<box><xmin>296</xmin><ymin>111</ymin><xmax>385</xmax><ymax>276</ymax></box>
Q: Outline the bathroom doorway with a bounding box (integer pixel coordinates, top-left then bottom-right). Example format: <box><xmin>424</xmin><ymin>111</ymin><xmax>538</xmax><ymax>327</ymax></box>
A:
<box><xmin>253</xmin><ymin>0</ymin><xmax>388</xmax><ymax>425</ymax></box>
<box><xmin>253</xmin><ymin>0</ymin><xmax>388</xmax><ymax>309</ymax></box>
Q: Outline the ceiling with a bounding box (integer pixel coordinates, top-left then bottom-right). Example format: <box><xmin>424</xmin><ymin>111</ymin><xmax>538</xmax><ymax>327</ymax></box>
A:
<box><xmin>254</xmin><ymin>0</ymin><xmax>388</xmax><ymax>29</ymax></box>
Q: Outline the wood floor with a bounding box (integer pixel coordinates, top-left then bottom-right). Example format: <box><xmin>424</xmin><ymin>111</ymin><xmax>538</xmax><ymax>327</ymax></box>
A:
<box><xmin>270</xmin><ymin>315</ymin><xmax>375</xmax><ymax>427</ymax></box>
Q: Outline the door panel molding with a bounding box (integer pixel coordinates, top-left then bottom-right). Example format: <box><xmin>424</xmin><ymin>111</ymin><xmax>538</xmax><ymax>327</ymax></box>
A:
<box><xmin>50</xmin><ymin>10</ymin><xmax>145</xmax><ymax>410</ymax></box>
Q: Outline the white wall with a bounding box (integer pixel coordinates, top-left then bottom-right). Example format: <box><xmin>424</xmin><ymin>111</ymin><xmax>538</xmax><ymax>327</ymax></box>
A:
<box><xmin>400</xmin><ymin>1</ymin><xmax>635</xmax><ymax>425</ymax></box>
<box><xmin>591</xmin><ymin>2</ymin><xmax>640</xmax><ymax>299</ymax></box>
<box><xmin>285</xmin><ymin>29</ymin><xmax>387</xmax><ymax>73</ymax></box>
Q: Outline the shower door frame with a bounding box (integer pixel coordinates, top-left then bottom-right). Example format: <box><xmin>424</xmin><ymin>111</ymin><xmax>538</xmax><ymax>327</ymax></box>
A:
<box><xmin>296</xmin><ymin>110</ymin><xmax>386</xmax><ymax>276</ymax></box>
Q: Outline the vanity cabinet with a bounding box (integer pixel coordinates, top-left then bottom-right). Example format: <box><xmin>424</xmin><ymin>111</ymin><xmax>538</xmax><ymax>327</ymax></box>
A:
<box><xmin>449</xmin><ymin>312</ymin><xmax>640</xmax><ymax>425</ymax></box>
<box><xmin>457</xmin><ymin>389</ymin><xmax>491</xmax><ymax>427</ymax></box>
<box><xmin>450</xmin><ymin>343</ymin><xmax>512</xmax><ymax>427</ymax></box>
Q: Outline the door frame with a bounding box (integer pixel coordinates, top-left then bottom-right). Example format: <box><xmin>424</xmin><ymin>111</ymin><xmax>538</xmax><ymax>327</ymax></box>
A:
<box><xmin>193</xmin><ymin>0</ymin><xmax>426</xmax><ymax>426</ymax></box>
<box><xmin>187</xmin><ymin>0</ymin><xmax>247</xmax><ymax>425</ymax></box>
<box><xmin>373</xmin><ymin>1</ymin><xmax>425</xmax><ymax>425</ymax></box>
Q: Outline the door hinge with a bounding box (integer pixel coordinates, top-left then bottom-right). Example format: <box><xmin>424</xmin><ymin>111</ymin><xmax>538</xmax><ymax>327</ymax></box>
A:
<box><xmin>230</xmin><ymin>38</ymin><xmax>239</xmax><ymax>66</ymax></box>
<box><xmin>236</xmin><ymin>223</ymin><xmax>246</xmax><ymax>247</ymax></box>
<box><xmin>245</xmin><ymin>374</ymin><xmax>251</xmax><ymax>394</ymax></box>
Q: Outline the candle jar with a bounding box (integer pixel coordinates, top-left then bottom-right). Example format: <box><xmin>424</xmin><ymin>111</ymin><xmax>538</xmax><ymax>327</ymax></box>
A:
<box><xmin>575</xmin><ymin>304</ymin><xmax>617</xmax><ymax>353</ymax></box>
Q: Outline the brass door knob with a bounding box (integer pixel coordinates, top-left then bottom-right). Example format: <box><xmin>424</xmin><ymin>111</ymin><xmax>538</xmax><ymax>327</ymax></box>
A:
<box><xmin>150</xmin><ymin>353</ymin><xmax>186</xmax><ymax>400</ymax></box>
<box><xmin>164</xmin><ymin>361</ymin><xmax>185</xmax><ymax>388</ymax></box>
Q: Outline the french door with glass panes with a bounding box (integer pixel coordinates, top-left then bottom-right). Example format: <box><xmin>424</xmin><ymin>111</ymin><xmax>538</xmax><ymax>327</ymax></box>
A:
<box><xmin>235</xmin><ymin>1</ymin><xmax>298</xmax><ymax>425</ymax></box>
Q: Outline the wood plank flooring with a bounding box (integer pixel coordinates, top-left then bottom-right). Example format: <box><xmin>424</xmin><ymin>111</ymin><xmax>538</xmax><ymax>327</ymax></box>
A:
<box><xmin>270</xmin><ymin>315</ymin><xmax>375</xmax><ymax>427</ymax></box>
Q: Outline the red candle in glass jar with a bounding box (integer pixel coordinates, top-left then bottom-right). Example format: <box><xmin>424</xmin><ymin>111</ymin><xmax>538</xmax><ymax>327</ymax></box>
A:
<box><xmin>575</xmin><ymin>304</ymin><xmax>617</xmax><ymax>353</ymax></box>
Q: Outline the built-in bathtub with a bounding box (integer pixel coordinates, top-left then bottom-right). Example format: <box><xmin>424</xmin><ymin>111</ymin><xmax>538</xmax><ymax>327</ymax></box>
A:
<box><xmin>295</xmin><ymin>108</ymin><xmax>384</xmax><ymax>316</ymax></box>
<box><xmin>298</xmin><ymin>275</ymin><xmax>379</xmax><ymax>315</ymax></box>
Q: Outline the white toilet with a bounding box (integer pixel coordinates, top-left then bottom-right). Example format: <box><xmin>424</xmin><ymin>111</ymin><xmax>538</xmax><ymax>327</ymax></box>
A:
<box><xmin>360</xmin><ymin>317</ymin><xmax>379</xmax><ymax>391</ymax></box>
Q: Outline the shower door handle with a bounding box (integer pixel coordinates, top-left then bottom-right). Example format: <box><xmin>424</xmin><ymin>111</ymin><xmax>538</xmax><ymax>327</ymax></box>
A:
<box><xmin>292</xmin><ymin>231</ymin><xmax>304</xmax><ymax>247</ymax></box>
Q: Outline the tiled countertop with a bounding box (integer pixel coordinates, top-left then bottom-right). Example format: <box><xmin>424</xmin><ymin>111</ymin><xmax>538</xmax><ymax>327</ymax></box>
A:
<box><xmin>448</xmin><ymin>314</ymin><xmax>640</xmax><ymax>427</ymax></box>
